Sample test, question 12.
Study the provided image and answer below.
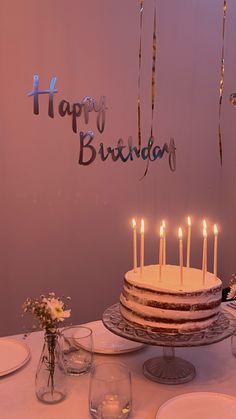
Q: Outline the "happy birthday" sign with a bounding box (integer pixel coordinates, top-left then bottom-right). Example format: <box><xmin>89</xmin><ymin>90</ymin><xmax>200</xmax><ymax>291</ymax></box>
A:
<box><xmin>27</xmin><ymin>75</ymin><xmax>176</xmax><ymax>174</ymax></box>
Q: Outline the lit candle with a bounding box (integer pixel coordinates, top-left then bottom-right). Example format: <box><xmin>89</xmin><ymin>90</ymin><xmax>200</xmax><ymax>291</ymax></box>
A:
<box><xmin>140</xmin><ymin>219</ymin><xmax>145</xmax><ymax>274</ymax></box>
<box><xmin>202</xmin><ymin>220</ymin><xmax>207</xmax><ymax>272</ymax></box>
<box><xmin>186</xmin><ymin>216</ymin><xmax>191</xmax><ymax>267</ymax></box>
<box><xmin>213</xmin><ymin>224</ymin><xmax>218</xmax><ymax>277</ymax></box>
<box><xmin>178</xmin><ymin>227</ymin><xmax>183</xmax><ymax>286</ymax></box>
<box><xmin>162</xmin><ymin>220</ymin><xmax>166</xmax><ymax>265</ymax></box>
<box><xmin>132</xmin><ymin>219</ymin><xmax>137</xmax><ymax>272</ymax></box>
<box><xmin>159</xmin><ymin>225</ymin><xmax>164</xmax><ymax>280</ymax></box>
<box><xmin>101</xmin><ymin>395</ymin><xmax>121</xmax><ymax>417</ymax></box>
<box><xmin>202</xmin><ymin>222</ymin><xmax>207</xmax><ymax>284</ymax></box>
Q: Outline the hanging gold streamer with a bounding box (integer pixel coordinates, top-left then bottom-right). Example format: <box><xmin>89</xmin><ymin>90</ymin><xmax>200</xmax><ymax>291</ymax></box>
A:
<box><xmin>137</xmin><ymin>0</ymin><xmax>144</xmax><ymax>150</ymax></box>
<box><xmin>141</xmin><ymin>0</ymin><xmax>157</xmax><ymax>179</ymax></box>
<box><xmin>150</xmin><ymin>0</ymin><xmax>157</xmax><ymax>139</ymax></box>
<box><xmin>218</xmin><ymin>0</ymin><xmax>227</xmax><ymax>165</ymax></box>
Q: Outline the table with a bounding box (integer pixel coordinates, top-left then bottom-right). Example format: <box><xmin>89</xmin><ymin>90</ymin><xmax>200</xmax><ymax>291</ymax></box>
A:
<box><xmin>1</xmin><ymin>303</ymin><xmax>236</xmax><ymax>419</ymax></box>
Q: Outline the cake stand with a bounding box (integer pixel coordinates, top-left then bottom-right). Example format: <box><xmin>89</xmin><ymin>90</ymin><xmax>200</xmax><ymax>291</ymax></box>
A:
<box><xmin>102</xmin><ymin>304</ymin><xmax>236</xmax><ymax>385</ymax></box>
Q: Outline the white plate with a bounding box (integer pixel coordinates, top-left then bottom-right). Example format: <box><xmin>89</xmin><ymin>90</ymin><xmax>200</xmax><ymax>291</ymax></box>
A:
<box><xmin>0</xmin><ymin>338</ymin><xmax>30</xmax><ymax>376</ymax></box>
<box><xmin>156</xmin><ymin>392</ymin><xmax>236</xmax><ymax>419</ymax></box>
<box><xmin>78</xmin><ymin>320</ymin><xmax>145</xmax><ymax>354</ymax></box>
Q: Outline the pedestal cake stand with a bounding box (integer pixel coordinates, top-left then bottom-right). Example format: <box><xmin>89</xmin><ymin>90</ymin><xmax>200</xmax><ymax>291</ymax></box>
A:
<box><xmin>103</xmin><ymin>303</ymin><xmax>236</xmax><ymax>385</ymax></box>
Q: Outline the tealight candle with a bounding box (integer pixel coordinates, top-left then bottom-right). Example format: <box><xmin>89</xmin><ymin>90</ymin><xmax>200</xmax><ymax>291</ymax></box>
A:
<box><xmin>178</xmin><ymin>227</ymin><xmax>183</xmax><ymax>286</ymax></box>
<box><xmin>186</xmin><ymin>216</ymin><xmax>191</xmax><ymax>268</ymax></box>
<box><xmin>159</xmin><ymin>225</ymin><xmax>164</xmax><ymax>281</ymax></box>
<box><xmin>132</xmin><ymin>219</ymin><xmax>137</xmax><ymax>273</ymax></box>
<box><xmin>162</xmin><ymin>220</ymin><xmax>166</xmax><ymax>265</ymax></box>
<box><xmin>213</xmin><ymin>224</ymin><xmax>218</xmax><ymax>277</ymax></box>
<box><xmin>140</xmin><ymin>219</ymin><xmax>144</xmax><ymax>274</ymax></box>
<box><xmin>101</xmin><ymin>395</ymin><xmax>121</xmax><ymax>417</ymax></box>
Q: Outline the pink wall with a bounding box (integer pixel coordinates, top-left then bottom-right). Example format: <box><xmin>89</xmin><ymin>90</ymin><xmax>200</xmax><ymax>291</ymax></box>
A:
<box><xmin>1</xmin><ymin>0</ymin><xmax>236</xmax><ymax>336</ymax></box>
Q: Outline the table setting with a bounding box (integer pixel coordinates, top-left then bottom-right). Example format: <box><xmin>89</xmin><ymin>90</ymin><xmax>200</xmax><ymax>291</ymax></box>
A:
<box><xmin>1</xmin><ymin>218</ymin><xmax>236</xmax><ymax>418</ymax></box>
<box><xmin>0</xmin><ymin>300</ymin><xmax>236</xmax><ymax>419</ymax></box>
<box><xmin>2</xmin><ymin>0</ymin><xmax>236</xmax><ymax>416</ymax></box>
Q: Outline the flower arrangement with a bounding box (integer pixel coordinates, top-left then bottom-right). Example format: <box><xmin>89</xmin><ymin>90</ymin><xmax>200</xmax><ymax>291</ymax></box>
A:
<box><xmin>227</xmin><ymin>275</ymin><xmax>236</xmax><ymax>300</ymax></box>
<box><xmin>23</xmin><ymin>292</ymin><xmax>71</xmax><ymax>403</ymax></box>
<box><xmin>23</xmin><ymin>292</ymin><xmax>71</xmax><ymax>334</ymax></box>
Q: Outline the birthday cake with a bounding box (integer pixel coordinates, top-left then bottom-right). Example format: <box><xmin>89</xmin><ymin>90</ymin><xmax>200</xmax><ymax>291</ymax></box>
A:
<box><xmin>119</xmin><ymin>264</ymin><xmax>222</xmax><ymax>333</ymax></box>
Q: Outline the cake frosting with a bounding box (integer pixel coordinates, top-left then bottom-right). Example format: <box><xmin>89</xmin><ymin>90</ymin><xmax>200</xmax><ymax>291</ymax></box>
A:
<box><xmin>120</xmin><ymin>264</ymin><xmax>222</xmax><ymax>333</ymax></box>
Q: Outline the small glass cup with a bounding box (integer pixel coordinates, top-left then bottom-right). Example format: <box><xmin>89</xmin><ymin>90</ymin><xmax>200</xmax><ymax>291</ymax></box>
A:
<box><xmin>60</xmin><ymin>326</ymin><xmax>93</xmax><ymax>375</ymax></box>
<box><xmin>89</xmin><ymin>362</ymin><xmax>132</xmax><ymax>418</ymax></box>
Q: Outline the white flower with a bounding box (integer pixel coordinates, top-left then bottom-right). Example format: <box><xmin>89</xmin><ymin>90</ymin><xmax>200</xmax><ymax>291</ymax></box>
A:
<box><xmin>46</xmin><ymin>298</ymin><xmax>71</xmax><ymax>321</ymax></box>
<box><xmin>227</xmin><ymin>284</ymin><xmax>236</xmax><ymax>300</ymax></box>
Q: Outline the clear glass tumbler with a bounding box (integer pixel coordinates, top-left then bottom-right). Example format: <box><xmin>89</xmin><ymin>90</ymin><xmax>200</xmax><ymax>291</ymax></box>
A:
<box><xmin>89</xmin><ymin>362</ymin><xmax>132</xmax><ymax>419</ymax></box>
<box><xmin>61</xmin><ymin>326</ymin><xmax>93</xmax><ymax>375</ymax></box>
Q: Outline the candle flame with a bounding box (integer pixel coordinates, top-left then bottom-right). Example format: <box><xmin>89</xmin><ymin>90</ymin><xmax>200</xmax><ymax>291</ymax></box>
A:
<box><xmin>203</xmin><ymin>227</ymin><xmax>207</xmax><ymax>238</ymax></box>
<box><xmin>187</xmin><ymin>216</ymin><xmax>191</xmax><ymax>226</ymax></box>
<box><xmin>203</xmin><ymin>219</ymin><xmax>207</xmax><ymax>230</ymax></box>
<box><xmin>178</xmin><ymin>227</ymin><xmax>183</xmax><ymax>239</ymax></box>
<box><xmin>160</xmin><ymin>225</ymin><xmax>164</xmax><ymax>237</ymax></box>
<box><xmin>162</xmin><ymin>220</ymin><xmax>166</xmax><ymax>229</ymax></box>
<box><xmin>132</xmin><ymin>218</ymin><xmax>136</xmax><ymax>229</ymax></box>
<box><xmin>140</xmin><ymin>219</ymin><xmax>145</xmax><ymax>234</ymax></box>
<box><xmin>214</xmin><ymin>224</ymin><xmax>218</xmax><ymax>235</ymax></box>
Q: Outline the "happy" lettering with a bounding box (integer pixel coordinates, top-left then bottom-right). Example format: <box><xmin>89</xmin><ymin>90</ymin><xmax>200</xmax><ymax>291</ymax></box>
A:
<box><xmin>28</xmin><ymin>75</ymin><xmax>107</xmax><ymax>134</ymax></box>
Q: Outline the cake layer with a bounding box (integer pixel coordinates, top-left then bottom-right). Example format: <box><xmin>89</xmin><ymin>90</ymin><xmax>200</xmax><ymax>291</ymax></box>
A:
<box><xmin>120</xmin><ymin>293</ymin><xmax>220</xmax><ymax>321</ymax></box>
<box><xmin>121</xmin><ymin>286</ymin><xmax>221</xmax><ymax>311</ymax></box>
<box><xmin>120</xmin><ymin>264</ymin><xmax>222</xmax><ymax>334</ymax></box>
<box><xmin>120</xmin><ymin>303</ymin><xmax>219</xmax><ymax>333</ymax></box>
<box><xmin>125</xmin><ymin>265</ymin><xmax>222</xmax><ymax>293</ymax></box>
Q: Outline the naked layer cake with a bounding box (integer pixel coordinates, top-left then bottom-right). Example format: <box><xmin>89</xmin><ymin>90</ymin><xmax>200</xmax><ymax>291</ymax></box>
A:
<box><xmin>120</xmin><ymin>264</ymin><xmax>222</xmax><ymax>333</ymax></box>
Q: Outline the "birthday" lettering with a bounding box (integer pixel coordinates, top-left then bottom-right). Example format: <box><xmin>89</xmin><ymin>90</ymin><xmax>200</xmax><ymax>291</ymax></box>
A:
<box><xmin>78</xmin><ymin>132</ymin><xmax>176</xmax><ymax>171</ymax></box>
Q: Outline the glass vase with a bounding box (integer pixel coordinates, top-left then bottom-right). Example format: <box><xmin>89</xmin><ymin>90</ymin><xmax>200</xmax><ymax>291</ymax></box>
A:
<box><xmin>35</xmin><ymin>333</ymin><xmax>67</xmax><ymax>404</ymax></box>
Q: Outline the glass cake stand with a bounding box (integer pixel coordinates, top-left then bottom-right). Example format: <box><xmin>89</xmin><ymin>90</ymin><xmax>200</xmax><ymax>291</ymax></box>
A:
<box><xmin>102</xmin><ymin>303</ymin><xmax>236</xmax><ymax>385</ymax></box>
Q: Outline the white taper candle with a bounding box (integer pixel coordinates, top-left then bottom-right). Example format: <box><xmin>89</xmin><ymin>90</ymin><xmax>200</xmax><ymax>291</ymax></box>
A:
<box><xmin>213</xmin><ymin>224</ymin><xmax>218</xmax><ymax>277</ymax></box>
<box><xmin>178</xmin><ymin>227</ymin><xmax>183</xmax><ymax>287</ymax></box>
<box><xmin>140</xmin><ymin>219</ymin><xmax>144</xmax><ymax>274</ymax></box>
<box><xmin>132</xmin><ymin>219</ymin><xmax>137</xmax><ymax>272</ymax></box>
<box><xmin>202</xmin><ymin>223</ymin><xmax>207</xmax><ymax>284</ymax></box>
<box><xmin>162</xmin><ymin>220</ymin><xmax>166</xmax><ymax>265</ymax></box>
<box><xmin>202</xmin><ymin>220</ymin><xmax>207</xmax><ymax>272</ymax></box>
<box><xmin>186</xmin><ymin>216</ymin><xmax>191</xmax><ymax>267</ymax></box>
<box><xmin>159</xmin><ymin>225</ymin><xmax>164</xmax><ymax>281</ymax></box>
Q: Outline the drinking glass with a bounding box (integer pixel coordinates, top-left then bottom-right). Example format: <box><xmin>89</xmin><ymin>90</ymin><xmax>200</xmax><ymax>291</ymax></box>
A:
<box><xmin>89</xmin><ymin>362</ymin><xmax>132</xmax><ymax>418</ymax></box>
<box><xmin>60</xmin><ymin>326</ymin><xmax>93</xmax><ymax>375</ymax></box>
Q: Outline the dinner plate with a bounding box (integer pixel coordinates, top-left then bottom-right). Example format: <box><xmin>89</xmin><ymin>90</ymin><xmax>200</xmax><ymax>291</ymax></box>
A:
<box><xmin>77</xmin><ymin>320</ymin><xmax>145</xmax><ymax>354</ymax></box>
<box><xmin>156</xmin><ymin>392</ymin><xmax>236</xmax><ymax>419</ymax></box>
<box><xmin>0</xmin><ymin>338</ymin><xmax>31</xmax><ymax>376</ymax></box>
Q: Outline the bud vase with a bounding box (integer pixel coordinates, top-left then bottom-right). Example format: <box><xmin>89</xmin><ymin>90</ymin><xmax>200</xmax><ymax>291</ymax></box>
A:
<box><xmin>35</xmin><ymin>333</ymin><xmax>67</xmax><ymax>404</ymax></box>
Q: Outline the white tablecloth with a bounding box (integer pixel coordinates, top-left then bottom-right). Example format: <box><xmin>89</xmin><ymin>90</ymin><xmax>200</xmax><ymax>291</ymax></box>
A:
<box><xmin>1</xmin><ymin>304</ymin><xmax>236</xmax><ymax>419</ymax></box>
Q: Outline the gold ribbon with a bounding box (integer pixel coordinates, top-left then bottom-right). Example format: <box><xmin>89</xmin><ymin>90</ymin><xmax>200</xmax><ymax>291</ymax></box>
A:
<box><xmin>137</xmin><ymin>0</ymin><xmax>144</xmax><ymax>150</ymax></box>
<box><xmin>150</xmin><ymin>0</ymin><xmax>157</xmax><ymax>139</ymax></box>
<box><xmin>218</xmin><ymin>0</ymin><xmax>227</xmax><ymax>165</ymax></box>
<box><xmin>141</xmin><ymin>0</ymin><xmax>157</xmax><ymax>179</ymax></box>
